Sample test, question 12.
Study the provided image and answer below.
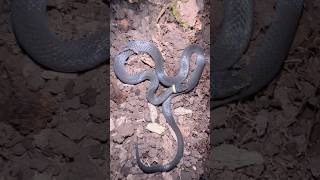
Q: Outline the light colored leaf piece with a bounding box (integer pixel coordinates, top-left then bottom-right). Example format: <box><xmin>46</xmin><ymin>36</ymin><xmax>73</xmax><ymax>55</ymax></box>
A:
<box><xmin>146</xmin><ymin>123</ymin><xmax>166</xmax><ymax>135</ymax></box>
<box><xmin>148</xmin><ymin>103</ymin><xmax>158</xmax><ymax>123</ymax></box>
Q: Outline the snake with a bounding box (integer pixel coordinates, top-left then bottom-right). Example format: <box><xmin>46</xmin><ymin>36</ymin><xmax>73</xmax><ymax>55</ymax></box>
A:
<box><xmin>211</xmin><ymin>0</ymin><xmax>304</xmax><ymax>108</ymax></box>
<box><xmin>10</xmin><ymin>0</ymin><xmax>108</xmax><ymax>73</ymax></box>
<box><xmin>113</xmin><ymin>40</ymin><xmax>205</xmax><ymax>173</ymax></box>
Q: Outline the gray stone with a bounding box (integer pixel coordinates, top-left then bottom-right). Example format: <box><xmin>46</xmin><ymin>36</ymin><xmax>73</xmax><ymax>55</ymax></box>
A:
<box><xmin>59</xmin><ymin>120</ymin><xmax>86</xmax><ymax>141</ymax></box>
<box><xmin>209</xmin><ymin>144</ymin><xmax>264</xmax><ymax>170</ymax></box>
<box><xmin>211</xmin><ymin>128</ymin><xmax>234</xmax><ymax>146</ymax></box>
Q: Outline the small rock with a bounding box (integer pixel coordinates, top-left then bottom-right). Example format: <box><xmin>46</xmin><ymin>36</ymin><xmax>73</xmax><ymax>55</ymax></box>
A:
<box><xmin>209</xmin><ymin>144</ymin><xmax>264</xmax><ymax>170</ymax></box>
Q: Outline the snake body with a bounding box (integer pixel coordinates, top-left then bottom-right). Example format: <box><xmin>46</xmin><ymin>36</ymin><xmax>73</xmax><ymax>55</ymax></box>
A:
<box><xmin>11</xmin><ymin>0</ymin><xmax>108</xmax><ymax>73</ymax></box>
<box><xmin>212</xmin><ymin>0</ymin><xmax>304</xmax><ymax>107</ymax></box>
<box><xmin>114</xmin><ymin>40</ymin><xmax>205</xmax><ymax>173</ymax></box>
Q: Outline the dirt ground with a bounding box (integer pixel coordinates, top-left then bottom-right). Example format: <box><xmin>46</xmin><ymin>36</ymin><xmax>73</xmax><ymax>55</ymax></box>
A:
<box><xmin>0</xmin><ymin>0</ymin><xmax>108</xmax><ymax>179</ymax></box>
<box><xmin>207</xmin><ymin>0</ymin><xmax>320</xmax><ymax>179</ymax></box>
<box><xmin>110</xmin><ymin>0</ymin><xmax>210</xmax><ymax>179</ymax></box>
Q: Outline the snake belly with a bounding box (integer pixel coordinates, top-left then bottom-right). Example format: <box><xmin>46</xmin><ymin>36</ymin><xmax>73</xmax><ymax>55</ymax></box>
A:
<box><xmin>113</xmin><ymin>40</ymin><xmax>205</xmax><ymax>173</ymax></box>
<box><xmin>10</xmin><ymin>0</ymin><xmax>108</xmax><ymax>73</ymax></box>
<box><xmin>212</xmin><ymin>0</ymin><xmax>304</xmax><ymax>108</ymax></box>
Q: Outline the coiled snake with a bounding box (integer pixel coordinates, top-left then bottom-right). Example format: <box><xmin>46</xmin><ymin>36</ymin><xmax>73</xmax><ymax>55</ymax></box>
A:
<box><xmin>212</xmin><ymin>0</ymin><xmax>304</xmax><ymax>108</ymax></box>
<box><xmin>10</xmin><ymin>0</ymin><xmax>108</xmax><ymax>73</ymax></box>
<box><xmin>113</xmin><ymin>40</ymin><xmax>205</xmax><ymax>173</ymax></box>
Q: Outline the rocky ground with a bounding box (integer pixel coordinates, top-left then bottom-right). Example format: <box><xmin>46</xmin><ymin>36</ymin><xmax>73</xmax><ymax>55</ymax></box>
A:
<box><xmin>208</xmin><ymin>0</ymin><xmax>320</xmax><ymax>179</ymax></box>
<box><xmin>0</xmin><ymin>0</ymin><xmax>108</xmax><ymax>179</ymax></box>
<box><xmin>110</xmin><ymin>0</ymin><xmax>210</xmax><ymax>179</ymax></box>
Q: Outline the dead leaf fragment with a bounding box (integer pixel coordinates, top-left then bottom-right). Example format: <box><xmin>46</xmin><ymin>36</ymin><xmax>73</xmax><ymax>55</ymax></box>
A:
<box><xmin>146</xmin><ymin>123</ymin><xmax>166</xmax><ymax>135</ymax></box>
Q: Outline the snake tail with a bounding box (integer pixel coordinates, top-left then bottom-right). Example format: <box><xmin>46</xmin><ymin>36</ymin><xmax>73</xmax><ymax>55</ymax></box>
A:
<box><xmin>135</xmin><ymin>97</ymin><xmax>184</xmax><ymax>173</ymax></box>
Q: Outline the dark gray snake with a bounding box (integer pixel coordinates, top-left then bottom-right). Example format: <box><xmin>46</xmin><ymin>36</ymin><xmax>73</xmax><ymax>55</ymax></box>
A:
<box><xmin>212</xmin><ymin>0</ymin><xmax>304</xmax><ymax>108</ymax></box>
<box><xmin>113</xmin><ymin>40</ymin><xmax>205</xmax><ymax>173</ymax></box>
<box><xmin>10</xmin><ymin>0</ymin><xmax>108</xmax><ymax>73</ymax></box>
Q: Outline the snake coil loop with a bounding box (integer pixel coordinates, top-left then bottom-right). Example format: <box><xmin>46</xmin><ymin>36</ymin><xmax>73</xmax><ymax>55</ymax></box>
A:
<box><xmin>113</xmin><ymin>40</ymin><xmax>205</xmax><ymax>173</ymax></box>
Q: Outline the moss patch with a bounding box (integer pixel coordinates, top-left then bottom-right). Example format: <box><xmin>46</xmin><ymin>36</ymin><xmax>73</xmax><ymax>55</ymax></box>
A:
<box><xmin>170</xmin><ymin>1</ymin><xmax>189</xmax><ymax>29</ymax></box>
